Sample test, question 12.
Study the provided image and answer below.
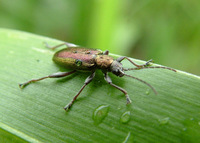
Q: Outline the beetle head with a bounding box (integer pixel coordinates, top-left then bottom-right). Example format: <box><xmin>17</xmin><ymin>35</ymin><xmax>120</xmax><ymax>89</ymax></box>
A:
<box><xmin>110</xmin><ymin>60</ymin><xmax>158</xmax><ymax>95</ymax></box>
<box><xmin>110</xmin><ymin>60</ymin><xmax>124</xmax><ymax>77</ymax></box>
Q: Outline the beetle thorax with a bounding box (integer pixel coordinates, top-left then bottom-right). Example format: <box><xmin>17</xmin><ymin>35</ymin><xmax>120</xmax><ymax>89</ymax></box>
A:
<box><xmin>95</xmin><ymin>55</ymin><xmax>114</xmax><ymax>69</ymax></box>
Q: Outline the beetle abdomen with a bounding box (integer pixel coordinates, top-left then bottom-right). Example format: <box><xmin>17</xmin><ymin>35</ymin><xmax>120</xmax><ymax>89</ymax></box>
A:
<box><xmin>53</xmin><ymin>47</ymin><xmax>103</xmax><ymax>70</ymax></box>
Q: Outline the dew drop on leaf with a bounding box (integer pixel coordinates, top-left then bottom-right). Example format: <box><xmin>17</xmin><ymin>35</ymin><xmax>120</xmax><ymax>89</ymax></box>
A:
<box><xmin>93</xmin><ymin>105</ymin><xmax>109</xmax><ymax>125</ymax></box>
<box><xmin>158</xmin><ymin>117</ymin><xmax>170</xmax><ymax>125</ymax></box>
<box><xmin>145</xmin><ymin>89</ymin><xmax>150</xmax><ymax>95</ymax></box>
<box><xmin>120</xmin><ymin>111</ymin><xmax>131</xmax><ymax>124</ymax></box>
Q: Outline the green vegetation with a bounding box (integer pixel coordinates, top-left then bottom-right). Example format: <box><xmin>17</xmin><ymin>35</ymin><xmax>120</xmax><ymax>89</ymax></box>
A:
<box><xmin>0</xmin><ymin>28</ymin><xmax>199</xmax><ymax>143</ymax></box>
<box><xmin>0</xmin><ymin>1</ymin><xmax>200</xmax><ymax>142</ymax></box>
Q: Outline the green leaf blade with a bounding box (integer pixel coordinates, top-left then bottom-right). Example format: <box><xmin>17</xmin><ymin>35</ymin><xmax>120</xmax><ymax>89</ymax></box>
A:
<box><xmin>0</xmin><ymin>28</ymin><xmax>200</xmax><ymax>143</ymax></box>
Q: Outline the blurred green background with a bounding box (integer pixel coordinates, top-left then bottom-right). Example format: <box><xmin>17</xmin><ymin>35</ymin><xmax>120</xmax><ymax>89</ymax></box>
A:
<box><xmin>0</xmin><ymin>0</ymin><xmax>199</xmax><ymax>75</ymax></box>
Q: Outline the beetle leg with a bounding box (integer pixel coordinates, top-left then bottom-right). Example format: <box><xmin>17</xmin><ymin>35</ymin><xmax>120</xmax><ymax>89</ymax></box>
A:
<box><xmin>104</xmin><ymin>72</ymin><xmax>132</xmax><ymax>104</ymax></box>
<box><xmin>64</xmin><ymin>72</ymin><xmax>96</xmax><ymax>111</ymax></box>
<box><xmin>19</xmin><ymin>70</ymin><xmax>76</xmax><ymax>88</ymax></box>
<box><xmin>44</xmin><ymin>42</ymin><xmax>78</xmax><ymax>50</ymax></box>
<box><xmin>123</xmin><ymin>66</ymin><xmax>176</xmax><ymax>72</ymax></box>
<box><xmin>116</xmin><ymin>56</ymin><xmax>152</xmax><ymax>67</ymax></box>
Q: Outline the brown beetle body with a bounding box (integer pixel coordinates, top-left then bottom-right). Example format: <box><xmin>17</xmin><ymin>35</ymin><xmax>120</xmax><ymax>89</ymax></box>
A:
<box><xmin>53</xmin><ymin>47</ymin><xmax>114</xmax><ymax>71</ymax></box>
<box><xmin>19</xmin><ymin>42</ymin><xmax>176</xmax><ymax>111</ymax></box>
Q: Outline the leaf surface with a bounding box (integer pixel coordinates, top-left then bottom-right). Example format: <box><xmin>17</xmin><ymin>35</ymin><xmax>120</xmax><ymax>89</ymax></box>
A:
<box><xmin>0</xmin><ymin>28</ymin><xmax>200</xmax><ymax>143</ymax></box>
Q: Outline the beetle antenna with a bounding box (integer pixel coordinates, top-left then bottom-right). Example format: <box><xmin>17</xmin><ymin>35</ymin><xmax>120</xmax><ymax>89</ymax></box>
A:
<box><xmin>124</xmin><ymin>66</ymin><xmax>176</xmax><ymax>72</ymax></box>
<box><xmin>123</xmin><ymin>73</ymin><xmax>157</xmax><ymax>95</ymax></box>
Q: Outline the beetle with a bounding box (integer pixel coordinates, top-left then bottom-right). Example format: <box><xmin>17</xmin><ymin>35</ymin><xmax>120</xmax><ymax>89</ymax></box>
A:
<box><xmin>19</xmin><ymin>42</ymin><xmax>176</xmax><ymax>111</ymax></box>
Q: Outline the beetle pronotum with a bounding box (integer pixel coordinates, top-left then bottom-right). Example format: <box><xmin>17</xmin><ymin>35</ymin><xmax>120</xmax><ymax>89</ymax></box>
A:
<box><xmin>19</xmin><ymin>42</ymin><xmax>176</xmax><ymax>111</ymax></box>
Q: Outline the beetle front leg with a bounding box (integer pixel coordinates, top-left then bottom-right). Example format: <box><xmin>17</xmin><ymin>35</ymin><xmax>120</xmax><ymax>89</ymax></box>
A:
<box><xmin>64</xmin><ymin>72</ymin><xmax>95</xmax><ymax>111</ymax></box>
<box><xmin>104</xmin><ymin>72</ymin><xmax>132</xmax><ymax>104</ymax></box>
<box><xmin>19</xmin><ymin>70</ymin><xmax>76</xmax><ymax>88</ymax></box>
<box><xmin>44</xmin><ymin>42</ymin><xmax>78</xmax><ymax>50</ymax></box>
<box><xmin>116</xmin><ymin>56</ymin><xmax>152</xmax><ymax>68</ymax></box>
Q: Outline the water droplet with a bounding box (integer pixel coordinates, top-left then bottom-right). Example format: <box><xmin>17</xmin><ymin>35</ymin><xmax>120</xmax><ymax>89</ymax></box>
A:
<box><xmin>183</xmin><ymin>128</ymin><xmax>187</xmax><ymax>131</ymax></box>
<box><xmin>117</xmin><ymin>106</ymin><xmax>121</xmax><ymax>110</ymax></box>
<box><xmin>158</xmin><ymin>117</ymin><xmax>170</xmax><ymax>125</ymax></box>
<box><xmin>120</xmin><ymin>111</ymin><xmax>131</xmax><ymax>124</ymax></box>
<box><xmin>93</xmin><ymin>105</ymin><xmax>109</xmax><ymax>125</ymax></box>
<box><xmin>145</xmin><ymin>89</ymin><xmax>150</xmax><ymax>95</ymax></box>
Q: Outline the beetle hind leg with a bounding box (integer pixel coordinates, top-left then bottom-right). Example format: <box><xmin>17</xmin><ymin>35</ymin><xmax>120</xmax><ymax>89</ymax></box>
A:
<box><xmin>19</xmin><ymin>70</ymin><xmax>76</xmax><ymax>88</ymax></box>
<box><xmin>104</xmin><ymin>72</ymin><xmax>132</xmax><ymax>105</ymax></box>
<box><xmin>44</xmin><ymin>42</ymin><xmax>78</xmax><ymax>50</ymax></box>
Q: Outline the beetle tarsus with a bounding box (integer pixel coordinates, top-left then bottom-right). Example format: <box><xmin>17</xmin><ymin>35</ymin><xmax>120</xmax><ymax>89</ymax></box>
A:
<box><xmin>19</xmin><ymin>83</ymin><xmax>24</xmax><ymax>89</ymax></box>
<box><xmin>126</xmin><ymin>95</ymin><xmax>132</xmax><ymax>104</ymax></box>
<box><xmin>144</xmin><ymin>59</ymin><xmax>153</xmax><ymax>67</ymax></box>
<box><xmin>19</xmin><ymin>83</ymin><xmax>28</xmax><ymax>89</ymax></box>
<box><xmin>64</xmin><ymin>103</ymin><xmax>72</xmax><ymax>111</ymax></box>
<box><xmin>43</xmin><ymin>42</ymin><xmax>50</xmax><ymax>48</ymax></box>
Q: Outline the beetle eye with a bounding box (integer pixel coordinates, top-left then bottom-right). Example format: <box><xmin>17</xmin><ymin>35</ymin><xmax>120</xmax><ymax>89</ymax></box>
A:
<box><xmin>75</xmin><ymin>59</ymin><xmax>82</xmax><ymax>66</ymax></box>
<box><xmin>112</xmin><ymin>69</ymin><xmax>124</xmax><ymax>77</ymax></box>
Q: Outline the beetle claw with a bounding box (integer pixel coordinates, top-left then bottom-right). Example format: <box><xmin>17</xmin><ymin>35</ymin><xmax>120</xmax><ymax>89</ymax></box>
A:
<box><xmin>126</xmin><ymin>96</ymin><xmax>132</xmax><ymax>105</ymax></box>
<box><xmin>64</xmin><ymin>103</ymin><xmax>72</xmax><ymax>111</ymax></box>
<box><xmin>19</xmin><ymin>83</ymin><xmax>24</xmax><ymax>89</ymax></box>
<box><xmin>144</xmin><ymin>59</ymin><xmax>153</xmax><ymax>67</ymax></box>
<box><xmin>19</xmin><ymin>82</ymin><xmax>29</xmax><ymax>89</ymax></box>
